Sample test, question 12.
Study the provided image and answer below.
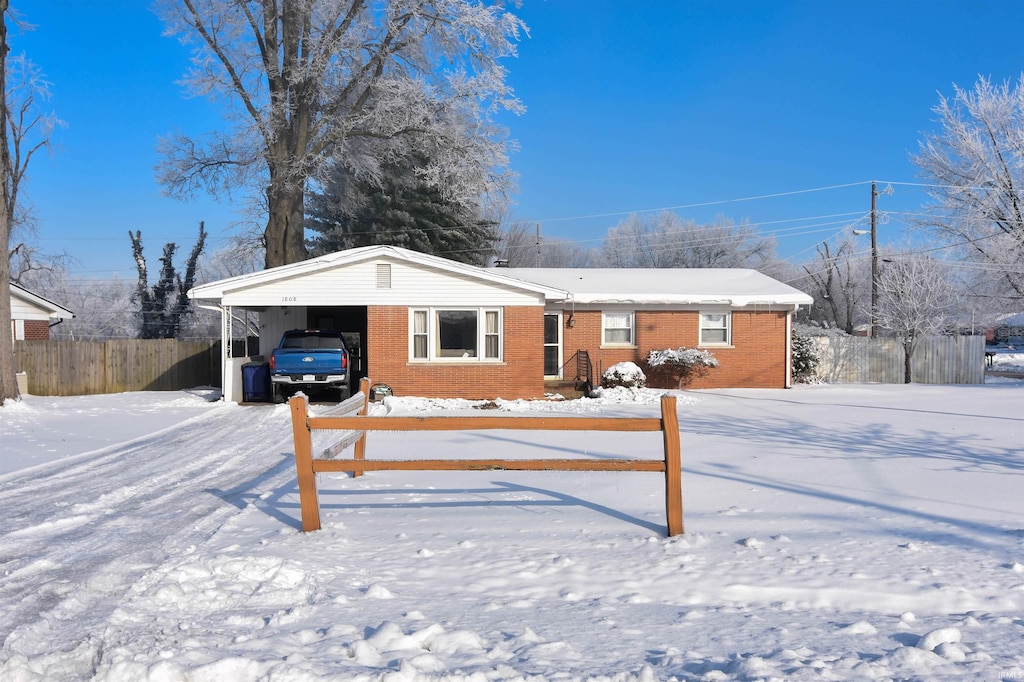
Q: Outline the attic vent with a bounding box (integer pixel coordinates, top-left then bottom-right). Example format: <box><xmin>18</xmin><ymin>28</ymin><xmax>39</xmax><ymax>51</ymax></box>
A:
<box><xmin>376</xmin><ymin>263</ymin><xmax>392</xmax><ymax>289</ymax></box>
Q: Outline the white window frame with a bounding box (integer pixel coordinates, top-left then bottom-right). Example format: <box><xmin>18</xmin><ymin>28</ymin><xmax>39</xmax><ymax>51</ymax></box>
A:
<box><xmin>409</xmin><ymin>307</ymin><xmax>503</xmax><ymax>362</ymax></box>
<box><xmin>699</xmin><ymin>311</ymin><xmax>732</xmax><ymax>347</ymax></box>
<box><xmin>602</xmin><ymin>311</ymin><xmax>635</xmax><ymax>347</ymax></box>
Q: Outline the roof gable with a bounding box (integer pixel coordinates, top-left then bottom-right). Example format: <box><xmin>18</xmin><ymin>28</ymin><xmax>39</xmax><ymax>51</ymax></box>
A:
<box><xmin>10</xmin><ymin>283</ymin><xmax>75</xmax><ymax>319</ymax></box>
<box><xmin>188</xmin><ymin>245</ymin><xmax>569</xmax><ymax>304</ymax></box>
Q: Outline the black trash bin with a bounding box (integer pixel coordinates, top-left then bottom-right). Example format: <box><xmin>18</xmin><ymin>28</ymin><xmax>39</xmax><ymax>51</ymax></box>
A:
<box><xmin>241</xmin><ymin>362</ymin><xmax>271</xmax><ymax>402</ymax></box>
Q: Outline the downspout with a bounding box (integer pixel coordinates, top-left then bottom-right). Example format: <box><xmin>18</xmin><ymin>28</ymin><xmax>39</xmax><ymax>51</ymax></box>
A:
<box><xmin>785</xmin><ymin>305</ymin><xmax>795</xmax><ymax>389</ymax></box>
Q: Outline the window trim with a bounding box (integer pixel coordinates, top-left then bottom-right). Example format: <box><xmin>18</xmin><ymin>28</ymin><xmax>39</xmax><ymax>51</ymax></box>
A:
<box><xmin>699</xmin><ymin>311</ymin><xmax>732</xmax><ymax>347</ymax></box>
<box><xmin>601</xmin><ymin>311</ymin><xmax>635</xmax><ymax>347</ymax></box>
<box><xmin>409</xmin><ymin>307</ymin><xmax>504</xmax><ymax>362</ymax></box>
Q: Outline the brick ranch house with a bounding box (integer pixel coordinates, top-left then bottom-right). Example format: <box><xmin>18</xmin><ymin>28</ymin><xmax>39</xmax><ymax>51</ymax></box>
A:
<box><xmin>187</xmin><ymin>245</ymin><xmax>813</xmax><ymax>402</ymax></box>
<box><xmin>9</xmin><ymin>282</ymin><xmax>75</xmax><ymax>341</ymax></box>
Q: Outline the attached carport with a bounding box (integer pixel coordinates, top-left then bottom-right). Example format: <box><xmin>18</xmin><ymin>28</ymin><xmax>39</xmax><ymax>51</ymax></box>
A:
<box><xmin>187</xmin><ymin>245</ymin><xmax>567</xmax><ymax>402</ymax></box>
<box><xmin>188</xmin><ymin>286</ymin><xmax>372</xmax><ymax>404</ymax></box>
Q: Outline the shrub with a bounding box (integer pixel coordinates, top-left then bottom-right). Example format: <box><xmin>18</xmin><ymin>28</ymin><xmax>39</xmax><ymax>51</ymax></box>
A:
<box><xmin>791</xmin><ymin>332</ymin><xmax>820</xmax><ymax>383</ymax></box>
<box><xmin>601</xmin><ymin>361</ymin><xmax>647</xmax><ymax>389</ymax></box>
<box><xmin>646</xmin><ymin>347</ymin><xmax>718</xmax><ymax>389</ymax></box>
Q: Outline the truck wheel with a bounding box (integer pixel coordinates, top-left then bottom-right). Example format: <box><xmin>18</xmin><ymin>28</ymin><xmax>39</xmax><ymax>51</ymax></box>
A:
<box><xmin>272</xmin><ymin>385</ymin><xmax>285</xmax><ymax>404</ymax></box>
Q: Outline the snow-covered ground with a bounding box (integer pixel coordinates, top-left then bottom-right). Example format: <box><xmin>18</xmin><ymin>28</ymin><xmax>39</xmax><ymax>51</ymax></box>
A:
<box><xmin>1</xmin><ymin>370</ymin><xmax>1022</xmax><ymax>681</ymax></box>
<box><xmin>987</xmin><ymin>347</ymin><xmax>1024</xmax><ymax>375</ymax></box>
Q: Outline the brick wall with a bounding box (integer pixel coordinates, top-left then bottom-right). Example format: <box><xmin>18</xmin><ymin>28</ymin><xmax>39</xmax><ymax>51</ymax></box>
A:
<box><xmin>366</xmin><ymin>305</ymin><xmax>544</xmax><ymax>399</ymax></box>
<box><xmin>563</xmin><ymin>309</ymin><xmax>790</xmax><ymax>389</ymax></box>
<box><xmin>22</xmin><ymin>320</ymin><xmax>51</xmax><ymax>340</ymax></box>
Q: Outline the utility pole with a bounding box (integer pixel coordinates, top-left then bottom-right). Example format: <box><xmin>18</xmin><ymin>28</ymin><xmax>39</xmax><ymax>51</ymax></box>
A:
<box><xmin>870</xmin><ymin>181</ymin><xmax>878</xmax><ymax>338</ymax></box>
<box><xmin>535</xmin><ymin>222</ymin><xmax>541</xmax><ymax>267</ymax></box>
<box><xmin>855</xmin><ymin>182</ymin><xmax>888</xmax><ymax>337</ymax></box>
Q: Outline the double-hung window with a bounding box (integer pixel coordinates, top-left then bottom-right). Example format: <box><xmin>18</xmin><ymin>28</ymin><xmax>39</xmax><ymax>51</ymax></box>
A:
<box><xmin>699</xmin><ymin>312</ymin><xmax>731</xmax><ymax>346</ymax></box>
<box><xmin>410</xmin><ymin>308</ymin><xmax>502</xmax><ymax>361</ymax></box>
<box><xmin>602</xmin><ymin>312</ymin><xmax>634</xmax><ymax>346</ymax></box>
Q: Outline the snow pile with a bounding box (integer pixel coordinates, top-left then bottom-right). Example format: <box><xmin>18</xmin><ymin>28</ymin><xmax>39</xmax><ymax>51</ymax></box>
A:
<box><xmin>1</xmin><ymin>383</ymin><xmax>1024</xmax><ymax>680</ymax></box>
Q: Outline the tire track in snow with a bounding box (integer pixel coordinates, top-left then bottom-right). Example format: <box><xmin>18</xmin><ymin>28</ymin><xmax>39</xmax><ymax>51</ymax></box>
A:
<box><xmin>0</xmin><ymin>403</ymin><xmax>299</xmax><ymax>660</ymax></box>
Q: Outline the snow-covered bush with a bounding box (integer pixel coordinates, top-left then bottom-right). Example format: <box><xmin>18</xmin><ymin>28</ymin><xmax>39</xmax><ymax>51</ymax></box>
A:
<box><xmin>601</xmin><ymin>361</ymin><xmax>647</xmax><ymax>389</ymax></box>
<box><xmin>791</xmin><ymin>331</ymin><xmax>821</xmax><ymax>383</ymax></box>
<box><xmin>645</xmin><ymin>347</ymin><xmax>718</xmax><ymax>388</ymax></box>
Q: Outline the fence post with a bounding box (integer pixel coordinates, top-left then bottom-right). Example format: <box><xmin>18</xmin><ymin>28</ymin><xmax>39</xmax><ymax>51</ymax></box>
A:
<box><xmin>353</xmin><ymin>377</ymin><xmax>371</xmax><ymax>478</ymax></box>
<box><xmin>661</xmin><ymin>395</ymin><xmax>684</xmax><ymax>536</ymax></box>
<box><xmin>290</xmin><ymin>394</ymin><xmax>321</xmax><ymax>531</ymax></box>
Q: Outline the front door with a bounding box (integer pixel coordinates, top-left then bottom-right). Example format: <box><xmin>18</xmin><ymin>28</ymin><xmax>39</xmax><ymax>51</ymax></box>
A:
<box><xmin>543</xmin><ymin>313</ymin><xmax>561</xmax><ymax>378</ymax></box>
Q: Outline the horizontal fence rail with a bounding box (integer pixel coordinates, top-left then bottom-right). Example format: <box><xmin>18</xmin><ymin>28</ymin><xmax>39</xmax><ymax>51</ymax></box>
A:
<box><xmin>290</xmin><ymin>378</ymin><xmax>684</xmax><ymax>537</ymax></box>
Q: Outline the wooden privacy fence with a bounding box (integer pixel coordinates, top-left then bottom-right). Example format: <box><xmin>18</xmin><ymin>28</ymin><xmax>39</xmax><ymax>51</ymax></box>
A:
<box><xmin>13</xmin><ymin>339</ymin><xmax>219</xmax><ymax>396</ymax></box>
<box><xmin>811</xmin><ymin>335</ymin><xmax>986</xmax><ymax>384</ymax></box>
<box><xmin>290</xmin><ymin>378</ymin><xmax>684</xmax><ymax>537</ymax></box>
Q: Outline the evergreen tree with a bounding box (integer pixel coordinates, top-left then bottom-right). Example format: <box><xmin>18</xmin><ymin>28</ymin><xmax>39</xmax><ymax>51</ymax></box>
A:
<box><xmin>307</xmin><ymin>155</ymin><xmax>498</xmax><ymax>266</ymax></box>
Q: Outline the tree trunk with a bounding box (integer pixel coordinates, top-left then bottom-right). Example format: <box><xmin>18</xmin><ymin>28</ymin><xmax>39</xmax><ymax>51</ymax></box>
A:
<box><xmin>903</xmin><ymin>337</ymin><xmax>913</xmax><ymax>384</ymax></box>
<box><xmin>264</xmin><ymin>180</ymin><xmax>308</xmax><ymax>269</ymax></box>
<box><xmin>0</xmin><ymin>0</ymin><xmax>20</xmax><ymax>403</ymax></box>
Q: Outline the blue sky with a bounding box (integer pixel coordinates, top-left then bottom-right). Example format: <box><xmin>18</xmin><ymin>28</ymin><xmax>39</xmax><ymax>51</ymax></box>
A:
<box><xmin>12</xmin><ymin>0</ymin><xmax>1024</xmax><ymax>280</ymax></box>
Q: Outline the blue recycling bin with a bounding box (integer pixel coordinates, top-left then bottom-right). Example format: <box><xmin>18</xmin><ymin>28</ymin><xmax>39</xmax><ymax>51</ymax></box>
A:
<box><xmin>241</xmin><ymin>362</ymin><xmax>271</xmax><ymax>402</ymax></box>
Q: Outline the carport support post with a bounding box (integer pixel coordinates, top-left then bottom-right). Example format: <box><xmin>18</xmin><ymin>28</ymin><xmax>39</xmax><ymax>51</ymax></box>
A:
<box><xmin>661</xmin><ymin>395</ymin><xmax>684</xmax><ymax>536</ymax></box>
<box><xmin>353</xmin><ymin>377</ymin><xmax>371</xmax><ymax>478</ymax></box>
<box><xmin>290</xmin><ymin>394</ymin><xmax>322</xmax><ymax>531</ymax></box>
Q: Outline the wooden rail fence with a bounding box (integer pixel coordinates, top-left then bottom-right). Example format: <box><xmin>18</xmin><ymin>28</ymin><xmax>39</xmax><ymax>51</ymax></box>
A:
<box><xmin>290</xmin><ymin>378</ymin><xmax>684</xmax><ymax>536</ymax></box>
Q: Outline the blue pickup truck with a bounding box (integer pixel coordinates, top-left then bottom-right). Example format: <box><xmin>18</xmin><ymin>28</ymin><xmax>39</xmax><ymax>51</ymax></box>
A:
<box><xmin>269</xmin><ymin>329</ymin><xmax>351</xmax><ymax>403</ymax></box>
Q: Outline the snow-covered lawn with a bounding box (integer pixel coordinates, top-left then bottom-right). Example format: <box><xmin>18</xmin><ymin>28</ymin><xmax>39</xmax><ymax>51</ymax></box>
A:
<box><xmin>1</xmin><ymin>379</ymin><xmax>1022</xmax><ymax>681</ymax></box>
<box><xmin>988</xmin><ymin>348</ymin><xmax>1024</xmax><ymax>375</ymax></box>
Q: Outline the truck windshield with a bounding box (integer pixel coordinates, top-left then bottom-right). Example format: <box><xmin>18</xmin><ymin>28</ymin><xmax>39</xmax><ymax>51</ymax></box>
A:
<box><xmin>282</xmin><ymin>334</ymin><xmax>344</xmax><ymax>350</ymax></box>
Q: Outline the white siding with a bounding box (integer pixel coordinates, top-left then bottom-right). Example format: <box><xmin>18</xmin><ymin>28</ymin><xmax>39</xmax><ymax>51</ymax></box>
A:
<box><xmin>10</xmin><ymin>294</ymin><xmax>52</xmax><ymax>321</ymax></box>
<box><xmin>260</xmin><ymin>306</ymin><xmax>301</xmax><ymax>357</ymax></box>
<box><xmin>221</xmin><ymin>259</ymin><xmax>545</xmax><ymax>308</ymax></box>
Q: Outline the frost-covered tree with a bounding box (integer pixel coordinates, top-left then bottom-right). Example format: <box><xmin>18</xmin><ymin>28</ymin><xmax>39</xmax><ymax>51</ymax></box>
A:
<box><xmin>599</xmin><ymin>212</ymin><xmax>776</xmax><ymax>269</ymax></box>
<box><xmin>130</xmin><ymin>223</ymin><xmax>208</xmax><ymax>339</ymax></box>
<box><xmin>307</xmin><ymin>152</ymin><xmax>498</xmax><ymax>265</ymax></box>
<box><xmin>1</xmin><ymin>6</ymin><xmax>62</xmax><ymax>403</ymax></box>
<box><xmin>493</xmin><ymin>221</ymin><xmax>594</xmax><ymax>267</ymax></box>
<box><xmin>913</xmin><ymin>75</ymin><xmax>1024</xmax><ymax>303</ymax></box>
<box><xmin>156</xmin><ymin>0</ymin><xmax>525</xmax><ymax>269</ymax></box>
<box><xmin>874</xmin><ymin>249</ymin><xmax>964</xmax><ymax>383</ymax></box>
<box><xmin>795</xmin><ymin>238</ymin><xmax>867</xmax><ymax>334</ymax></box>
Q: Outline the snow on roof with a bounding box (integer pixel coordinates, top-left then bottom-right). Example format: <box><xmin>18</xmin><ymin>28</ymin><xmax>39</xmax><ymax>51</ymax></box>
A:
<box><xmin>187</xmin><ymin>246</ymin><xmax>812</xmax><ymax>307</ymax></box>
<box><xmin>188</xmin><ymin>245</ymin><xmax>567</xmax><ymax>302</ymax></box>
<box><xmin>997</xmin><ymin>311</ymin><xmax>1024</xmax><ymax>327</ymax></box>
<box><xmin>500</xmin><ymin>268</ymin><xmax>813</xmax><ymax>306</ymax></box>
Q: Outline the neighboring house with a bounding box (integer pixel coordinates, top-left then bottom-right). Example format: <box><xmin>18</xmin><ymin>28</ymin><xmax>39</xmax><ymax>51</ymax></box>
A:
<box><xmin>187</xmin><ymin>245</ymin><xmax>813</xmax><ymax>402</ymax></box>
<box><xmin>9</xmin><ymin>282</ymin><xmax>75</xmax><ymax>341</ymax></box>
<box><xmin>990</xmin><ymin>312</ymin><xmax>1024</xmax><ymax>347</ymax></box>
